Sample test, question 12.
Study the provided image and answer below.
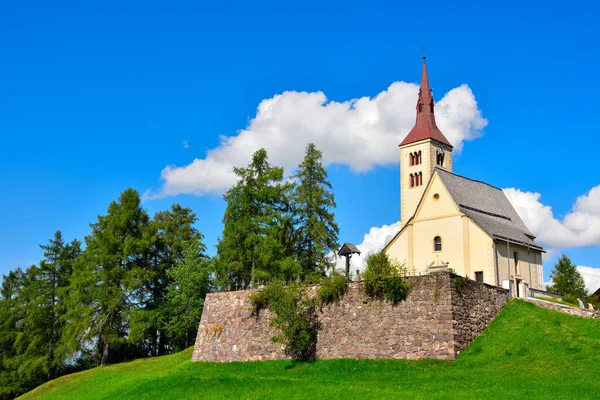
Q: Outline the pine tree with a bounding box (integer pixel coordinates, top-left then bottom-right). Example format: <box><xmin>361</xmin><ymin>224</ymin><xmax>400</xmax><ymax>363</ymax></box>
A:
<box><xmin>129</xmin><ymin>204</ymin><xmax>206</xmax><ymax>356</ymax></box>
<box><xmin>65</xmin><ymin>188</ymin><xmax>150</xmax><ymax>365</ymax></box>
<box><xmin>548</xmin><ymin>254</ymin><xmax>587</xmax><ymax>300</ymax></box>
<box><xmin>292</xmin><ymin>143</ymin><xmax>339</xmax><ymax>276</ymax></box>
<box><xmin>164</xmin><ymin>240</ymin><xmax>211</xmax><ymax>350</ymax></box>
<box><xmin>216</xmin><ymin>148</ymin><xmax>298</xmax><ymax>287</ymax></box>
<box><xmin>36</xmin><ymin>231</ymin><xmax>82</xmax><ymax>379</ymax></box>
<box><xmin>0</xmin><ymin>269</ymin><xmax>25</xmax><ymax>399</ymax></box>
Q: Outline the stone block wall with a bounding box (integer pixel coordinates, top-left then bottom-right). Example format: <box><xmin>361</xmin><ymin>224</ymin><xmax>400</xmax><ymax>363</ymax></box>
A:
<box><xmin>525</xmin><ymin>298</ymin><xmax>600</xmax><ymax>319</ymax></box>
<box><xmin>451</xmin><ymin>277</ymin><xmax>509</xmax><ymax>351</ymax></box>
<box><xmin>192</xmin><ymin>272</ymin><xmax>508</xmax><ymax>362</ymax></box>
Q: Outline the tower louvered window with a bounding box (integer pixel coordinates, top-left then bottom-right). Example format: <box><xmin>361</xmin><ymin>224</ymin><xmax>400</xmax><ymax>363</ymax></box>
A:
<box><xmin>436</xmin><ymin>151</ymin><xmax>445</xmax><ymax>166</ymax></box>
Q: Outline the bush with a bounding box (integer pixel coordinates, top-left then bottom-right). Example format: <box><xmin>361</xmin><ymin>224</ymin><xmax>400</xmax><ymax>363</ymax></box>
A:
<box><xmin>249</xmin><ymin>284</ymin><xmax>273</xmax><ymax>314</ymax></box>
<box><xmin>363</xmin><ymin>252</ymin><xmax>409</xmax><ymax>304</ymax></box>
<box><xmin>250</xmin><ymin>281</ymin><xmax>319</xmax><ymax>360</ymax></box>
<box><xmin>385</xmin><ymin>276</ymin><xmax>410</xmax><ymax>304</ymax></box>
<box><xmin>562</xmin><ymin>293</ymin><xmax>579</xmax><ymax>306</ymax></box>
<box><xmin>317</xmin><ymin>271</ymin><xmax>349</xmax><ymax>305</ymax></box>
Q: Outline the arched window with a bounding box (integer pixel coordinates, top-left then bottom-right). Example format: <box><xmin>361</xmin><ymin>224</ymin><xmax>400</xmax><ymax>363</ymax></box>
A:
<box><xmin>410</xmin><ymin>173</ymin><xmax>414</xmax><ymax>188</ymax></box>
<box><xmin>417</xmin><ymin>151</ymin><xmax>422</xmax><ymax>165</ymax></box>
<box><xmin>434</xmin><ymin>236</ymin><xmax>442</xmax><ymax>251</ymax></box>
<box><xmin>409</xmin><ymin>153</ymin><xmax>414</xmax><ymax>166</ymax></box>
<box><xmin>436</xmin><ymin>151</ymin><xmax>444</xmax><ymax>166</ymax></box>
<box><xmin>418</xmin><ymin>172</ymin><xmax>423</xmax><ymax>186</ymax></box>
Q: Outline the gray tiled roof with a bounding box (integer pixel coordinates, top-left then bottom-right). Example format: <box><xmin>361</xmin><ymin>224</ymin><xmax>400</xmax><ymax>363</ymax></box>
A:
<box><xmin>435</xmin><ymin>168</ymin><xmax>543</xmax><ymax>251</ymax></box>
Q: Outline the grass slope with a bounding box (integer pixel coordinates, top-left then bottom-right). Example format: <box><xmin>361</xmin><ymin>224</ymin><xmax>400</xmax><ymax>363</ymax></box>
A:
<box><xmin>20</xmin><ymin>300</ymin><xmax>600</xmax><ymax>400</ymax></box>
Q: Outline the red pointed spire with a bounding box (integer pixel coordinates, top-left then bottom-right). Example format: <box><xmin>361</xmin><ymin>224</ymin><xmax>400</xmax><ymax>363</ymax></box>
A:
<box><xmin>399</xmin><ymin>57</ymin><xmax>453</xmax><ymax>148</ymax></box>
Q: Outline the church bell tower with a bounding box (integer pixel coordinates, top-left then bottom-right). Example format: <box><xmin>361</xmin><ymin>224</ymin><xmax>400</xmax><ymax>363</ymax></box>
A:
<box><xmin>399</xmin><ymin>56</ymin><xmax>453</xmax><ymax>224</ymax></box>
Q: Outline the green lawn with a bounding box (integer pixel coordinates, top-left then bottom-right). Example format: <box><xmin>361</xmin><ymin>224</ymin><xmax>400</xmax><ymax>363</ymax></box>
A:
<box><xmin>20</xmin><ymin>300</ymin><xmax>600</xmax><ymax>400</ymax></box>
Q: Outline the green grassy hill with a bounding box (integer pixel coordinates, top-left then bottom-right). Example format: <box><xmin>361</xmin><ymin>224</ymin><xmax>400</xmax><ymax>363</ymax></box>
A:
<box><xmin>20</xmin><ymin>300</ymin><xmax>600</xmax><ymax>399</ymax></box>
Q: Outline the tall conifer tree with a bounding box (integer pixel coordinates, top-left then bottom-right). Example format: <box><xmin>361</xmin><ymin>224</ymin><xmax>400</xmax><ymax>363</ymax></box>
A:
<box><xmin>164</xmin><ymin>241</ymin><xmax>211</xmax><ymax>350</ymax></box>
<box><xmin>36</xmin><ymin>231</ymin><xmax>82</xmax><ymax>379</ymax></box>
<box><xmin>129</xmin><ymin>204</ymin><xmax>206</xmax><ymax>356</ymax></box>
<box><xmin>0</xmin><ymin>269</ymin><xmax>25</xmax><ymax>398</ymax></box>
<box><xmin>216</xmin><ymin>148</ymin><xmax>297</xmax><ymax>287</ymax></box>
<box><xmin>292</xmin><ymin>143</ymin><xmax>339</xmax><ymax>276</ymax></box>
<box><xmin>548</xmin><ymin>254</ymin><xmax>588</xmax><ymax>300</ymax></box>
<box><xmin>66</xmin><ymin>189</ymin><xmax>150</xmax><ymax>365</ymax></box>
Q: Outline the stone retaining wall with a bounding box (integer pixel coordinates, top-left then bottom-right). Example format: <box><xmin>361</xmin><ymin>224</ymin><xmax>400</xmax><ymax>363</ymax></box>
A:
<box><xmin>192</xmin><ymin>272</ymin><xmax>508</xmax><ymax>362</ymax></box>
<box><xmin>452</xmin><ymin>277</ymin><xmax>511</xmax><ymax>351</ymax></box>
<box><xmin>525</xmin><ymin>298</ymin><xmax>600</xmax><ymax>319</ymax></box>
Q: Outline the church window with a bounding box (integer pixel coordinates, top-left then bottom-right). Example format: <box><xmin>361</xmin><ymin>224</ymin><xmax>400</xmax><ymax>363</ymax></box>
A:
<box><xmin>434</xmin><ymin>236</ymin><xmax>442</xmax><ymax>251</ymax></box>
<box><xmin>475</xmin><ymin>271</ymin><xmax>484</xmax><ymax>283</ymax></box>
<box><xmin>514</xmin><ymin>252</ymin><xmax>519</xmax><ymax>273</ymax></box>
<box><xmin>418</xmin><ymin>172</ymin><xmax>423</xmax><ymax>186</ymax></box>
<box><xmin>410</xmin><ymin>173</ymin><xmax>414</xmax><ymax>188</ymax></box>
<box><xmin>433</xmin><ymin>193</ymin><xmax>439</xmax><ymax>201</ymax></box>
<box><xmin>409</xmin><ymin>152</ymin><xmax>422</xmax><ymax>167</ymax></box>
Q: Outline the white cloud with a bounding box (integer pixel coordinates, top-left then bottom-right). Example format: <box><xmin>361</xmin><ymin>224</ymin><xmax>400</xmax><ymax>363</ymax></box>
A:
<box><xmin>334</xmin><ymin>221</ymin><xmax>402</xmax><ymax>274</ymax></box>
<box><xmin>576</xmin><ymin>266</ymin><xmax>600</xmax><ymax>294</ymax></box>
<box><xmin>503</xmin><ymin>185</ymin><xmax>600</xmax><ymax>250</ymax></box>
<box><xmin>148</xmin><ymin>82</ymin><xmax>487</xmax><ymax>198</ymax></box>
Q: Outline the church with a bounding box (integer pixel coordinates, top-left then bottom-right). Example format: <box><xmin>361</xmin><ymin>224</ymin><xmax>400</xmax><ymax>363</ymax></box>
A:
<box><xmin>383</xmin><ymin>58</ymin><xmax>545</xmax><ymax>295</ymax></box>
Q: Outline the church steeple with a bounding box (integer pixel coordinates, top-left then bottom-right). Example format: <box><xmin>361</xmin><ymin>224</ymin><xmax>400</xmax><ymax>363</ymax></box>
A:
<box><xmin>399</xmin><ymin>56</ymin><xmax>454</xmax><ymax>224</ymax></box>
<box><xmin>399</xmin><ymin>57</ymin><xmax>453</xmax><ymax>148</ymax></box>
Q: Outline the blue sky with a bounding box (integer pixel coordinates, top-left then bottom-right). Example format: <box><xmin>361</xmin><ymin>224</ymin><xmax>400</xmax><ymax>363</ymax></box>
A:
<box><xmin>1</xmin><ymin>1</ymin><xmax>599</xmax><ymax>288</ymax></box>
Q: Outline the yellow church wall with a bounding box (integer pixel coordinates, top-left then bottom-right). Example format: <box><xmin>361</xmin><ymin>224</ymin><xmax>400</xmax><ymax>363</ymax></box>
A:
<box><xmin>411</xmin><ymin>215</ymin><xmax>465</xmax><ymax>275</ymax></box>
<box><xmin>414</xmin><ymin>174</ymin><xmax>459</xmax><ymax>220</ymax></box>
<box><xmin>400</xmin><ymin>140</ymin><xmax>453</xmax><ymax>224</ymax></box>
<box><xmin>467</xmin><ymin>220</ymin><xmax>495</xmax><ymax>286</ymax></box>
<box><xmin>496</xmin><ymin>242</ymin><xmax>544</xmax><ymax>291</ymax></box>
<box><xmin>400</xmin><ymin>141</ymin><xmax>430</xmax><ymax>224</ymax></box>
<box><xmin>385</xmin><ymin>226</ymin><xmax>409</xmax><ymax>267</ymax></box>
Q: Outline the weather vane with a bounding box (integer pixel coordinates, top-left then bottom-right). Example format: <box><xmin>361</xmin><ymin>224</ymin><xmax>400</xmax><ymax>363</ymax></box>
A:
<box><xmin>422</xmin><ymin>45</ymin><xmax>426</xmax><ymax>60</ymax></box>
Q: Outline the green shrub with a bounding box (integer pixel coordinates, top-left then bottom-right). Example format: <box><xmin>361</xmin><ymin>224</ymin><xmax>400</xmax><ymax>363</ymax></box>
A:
<box><xmin>363</xmin><ymin>252</ymin><xmax>409</xmax><ymax>304</ymax></box>
<box><xmin>385</xmin><ymin>276</ymin><xmax>410</xmax><ymax>304</ymax></box>
<box><xmin>317</xmin><ymin>272</ymin><xmax>348</xmax><ymax>305</ymax></box>
<box><xmin>250</xmin><ymin>281</ymin><xmax>318</xmax><ymax>360</ymax></box>
<box><xmin>249</xmin><ymin>283</ymin><xmax>275</xmax><ymax>314</ymax></box>
<box><xmin>305</xmin><ymin>271</ymin><xmax>325</xmax><ymax>285</ymax></box>
<box><xmin>562</xmin><ymin>293</ymin><xmax>579</xmax><ymax>306</ymax></box>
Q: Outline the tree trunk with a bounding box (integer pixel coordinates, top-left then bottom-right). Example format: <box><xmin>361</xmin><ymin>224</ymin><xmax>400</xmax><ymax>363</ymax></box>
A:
<box><xmin>100</xmin><ymin>340</ymin><xmax>110</xmax><ymax>366</ymax></box>
<box><xmin>151</xmin><ymin>333</ymin><xmax>157</xmax><ymax>357</ymax></box>
<box><xmin>158</xmin><ymin>329</ymin><xmax>166</xmax><ymax>356</ymax></box>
